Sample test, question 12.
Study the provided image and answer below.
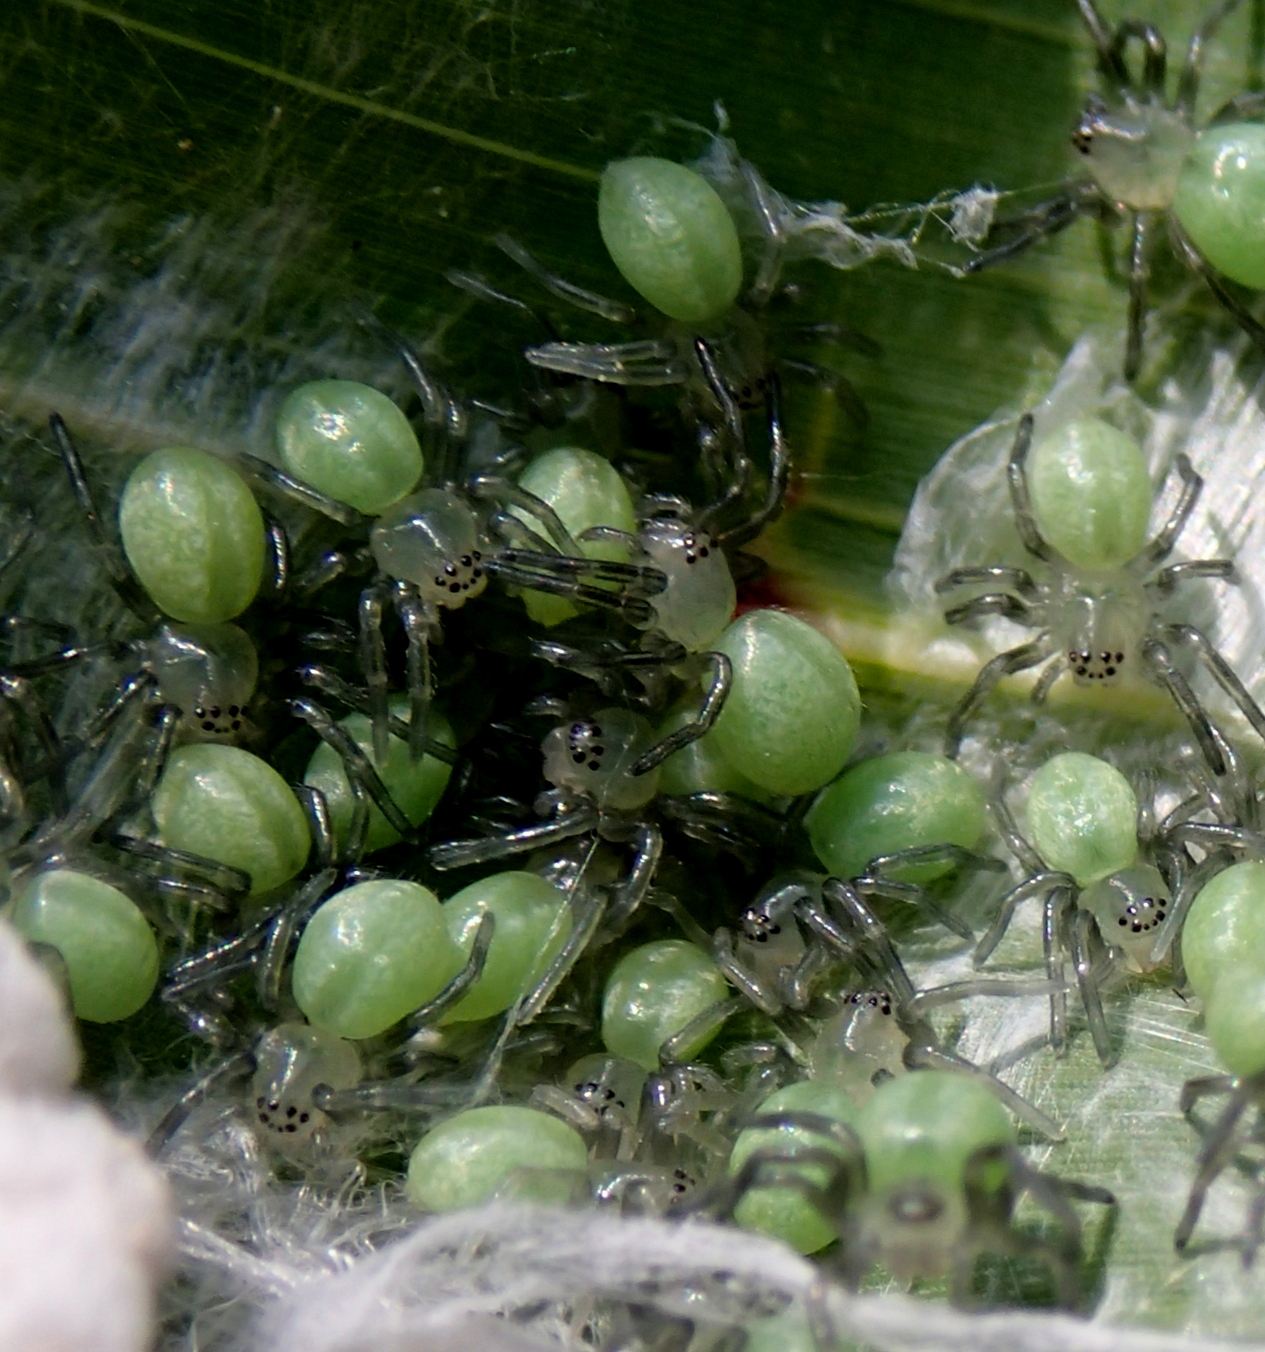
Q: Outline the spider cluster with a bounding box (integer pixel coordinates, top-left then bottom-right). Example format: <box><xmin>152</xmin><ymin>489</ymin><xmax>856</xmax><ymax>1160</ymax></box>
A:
<box><xmin>13</xmin><ymin>5</ymin><xmax>1265</xmax><ymax>1346</ymax></box>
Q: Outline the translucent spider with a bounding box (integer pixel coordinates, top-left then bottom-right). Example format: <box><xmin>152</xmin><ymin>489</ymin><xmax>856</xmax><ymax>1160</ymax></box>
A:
<box><xmin>1173</xmin><ymin>859</ymin><xmax>1265</xmax><ymax>1259</ymax></box>
<box><xmin>458</xmin><ymin>152</ymin><xmax>876</xmax><ymax>455</ymax></box>
<box><xmin>248</xmin><ymin>366</ymin><xmax>667</xmax><ymax>765</ymax></box>
<box><xmin>966</xmin><ymin>0</ymin><xmax>1263</xmax><ymax>379</ymax></box>
<box><xmin>726</xmin><ymin>1068</ymin><xmax>1114</xmax><ymax>1307</ymax></box>
<box><xmin>937</xmin><ymin>412</ymin><xmax>1238</xmax><ymax>760</ymax></box>
<box><xmin>977</xmin><ymin>751</ymin><xmax>1191</xmax><ymax>1066</ymax></box>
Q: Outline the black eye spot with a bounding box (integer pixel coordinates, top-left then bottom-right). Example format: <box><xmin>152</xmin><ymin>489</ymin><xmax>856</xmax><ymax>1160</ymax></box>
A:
<box><xmin>444</xmin><ymin>563</ymin><xmax>457</xmax><ymax>577</ymax></box>
<box><xmin>473</xmin><ymin>551</ymin><xmax>482</xmax><ymax>561</ymax></box>
<box><xmin>284</xmin><ymin>1123</ymin><xmax>298</xmax><ymax>1133</ymax></box>
<box><xmin>231</xmin><ymin>720</ymin><xmax>242</xmax><ymax>731</ymax></box>
<box><xmin>1118</xmin><ymin>917</ymin><xmax>1128</xmax><ymax>926</ymax></box>
<box><xmin>202</xmin><ymin>721</ymin><xmax>216</xmax><ymax>732</ymax></box>
<box><xmin>285</xmin><ymin>1106</ymin><xmax>297</xmax><ymax>1118</ymax></box>
<box><xmin>1115</xmin><ymin>651</ymin><xmax>1124</xmax><ymax>663</ymax></box>
<box><xmin>299</xmin><ymin>1112</ymin><xmax>310</xmax><ymax>1124</ymax></box>
<box><xmin>433</xmin><ymin>575</ymin><xmax>444</xmax><ymax>586</ymax></box>
<box><xmin>472</xmin><ymin>567</ymin><xmax>484</xmax><ymax>580</ymax></box>
<box><xmin>699</xmin><ymin>546</ymin><xmax>710</xmax><ymax>558</ymax></box>
<box><xmin>571</xmin><ymin>751</ymin><xmax>586</xmax><ymax>764</ymax></box>
<box><xmin>460</xmin><ymin>555</ymin><xmax>472</xmax><ymax>567</ymax></box>
<box><xmin>258</xmin><ymin>1113</ymin><xmax>269</xmax><ymax>1124</ymax></box>
<box><xmin>587</xmin><ymin>757</ymin><xmax>601</xmax><ymax>771</ymax></box>
<box><xmin>449</xmin><ymin>583</ymin><xmax>462</xmax><ymax>594</ymax></box>
<box><xmin>755</xmin><ymin>932</ymin><xmax>768</xmax><ymax>943</ymax></box>
<box><xmin>256</xmin><ymin>1097</ymin><xmax>265</xmax><ymax>1108</ymax></box>
<box><xmin>194</xmin><ymin>707</ymin><xmax>206</xmax><ymax>718</ymax></box>
<box><xmin>268</xmin><ymin>1101</ymin><xmax>279</xmax><ymax>1112</ymax></box>
<box><xmin>1105</xmin><ymin>666</ymin><xmax>1116</xmax><ymax>677</ymax></box>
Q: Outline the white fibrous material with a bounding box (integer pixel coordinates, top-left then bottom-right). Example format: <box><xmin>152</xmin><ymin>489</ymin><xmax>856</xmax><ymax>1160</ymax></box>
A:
<box><xmin>0</xmin><ymin>1097</ymin><xmax>171</xmax><ymax>1352</ymax></box>
<box><xmin>0</xmin><ymin>915</ymin><xmax>81</xmax><ymax>1096</ymax></box>
<box><xmin>224</xmin><ymin>1203</ymin><xmax>1254</xmax><ymax>1352</ymax></box>
<box><xmin>691</xmin><ymin>125</ymin><xmax>996</xmax><ymax>277</ymax></box>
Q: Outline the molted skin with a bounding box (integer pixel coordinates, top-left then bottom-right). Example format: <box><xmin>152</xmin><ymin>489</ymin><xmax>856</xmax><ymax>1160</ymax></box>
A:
<box><xmin>598</xmin><ymin>157</ymin><xmax>743</xmax><ymax>324</ymax></box>
<box><xmin>1028</xmin><ymin>418</ymin><xmax>1152</xmax><ymax>571</ymax></box>
<box><xmin>152</xmin><ymin>744</ymin><xmax>310</xmax><ymax>896</ymax></box>
<box><xmin>1174</xmin><ymin>123</ymin><xmax>1265</xmax><ymax>289</ymax></box>
<box><xmin>119</xmin><ymin>447</ymin><xmax>266</xmax><ymax>624</ymax></box>
<box><xmin>1026</xmin><ymin>753</ymin><xmax>1138</xmax><ymax>886</ymax></box>
<box><xmin>730</xmin><ymin>1079</ymin><xmax>859</xmax><ymax>1254</ymax></box>
<box><xmin>514</xmin><ymin>446</ymin><xmax>636</xmax><ymax>626</ymax></box>
<box><xmin>709</xmin><ymin>610</ymin><xmax>861</xmax><ymax>797</ymax></box>
<box><xmin>292</xmin><ymin>879</ymin><xmax>460</xmax><ymax>1040</ymax></box>
<box><xmin>1182</xmin><ymin>860</ymin><xmax>1265</xmax><ymax>1002</ymax></box>
<box><xmin>275</xmin><ymin>380</ymin><xmax>422</xmax><ymax>515</ymax></box>
<box><xmin>440</xmin><ymin>871</ymin><xmax>572</xmax><ymax>1022</ymax></box>
<box><xmin>406</xmin><ymin>1105</ymin><xmax>587</xmax><ymax>1211</ymax></box>
<box><xmin>601</xmin><ymin>939</ymin><xmax>729</xmax><ymax>1070</ymax></box>
<box><xmin>10</xmin><ymin>870</ymin><xmax>158</xmax><ymax>1023</ymax></box>
<box><xmin>805</xmin><ymin>751</ymin><xmax>986</xmax><ymax>883</ymax></box>
<box><xmin>303</xmin><ymin>700</ymin><xmax>455</xmax><ymax>854</ymax></box>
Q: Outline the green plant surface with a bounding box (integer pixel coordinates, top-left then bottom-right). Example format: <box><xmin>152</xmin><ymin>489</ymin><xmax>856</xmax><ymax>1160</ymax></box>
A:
<box><xmin>6</xmin><ymin>0</ymin><xmax>1265</xmax><ymax>1343</ymax></box>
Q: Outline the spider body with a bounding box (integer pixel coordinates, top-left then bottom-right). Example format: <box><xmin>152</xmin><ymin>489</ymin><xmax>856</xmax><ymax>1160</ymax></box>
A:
<box><xmin>938</xmin><ymin>413</ymin><xmax>1236</xmax><ymax>758</ymax></box>
<box><xmin>968</xmin><ymin>0</ymin><xmax>1263</xmax><ymax>378</ymax></box>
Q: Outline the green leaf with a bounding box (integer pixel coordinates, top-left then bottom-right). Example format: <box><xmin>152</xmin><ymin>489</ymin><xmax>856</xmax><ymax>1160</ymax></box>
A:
<box><xmin>7</xmin><ymin>0</ymin><xmax>1264</xmax><ymax>1340</ymax></box>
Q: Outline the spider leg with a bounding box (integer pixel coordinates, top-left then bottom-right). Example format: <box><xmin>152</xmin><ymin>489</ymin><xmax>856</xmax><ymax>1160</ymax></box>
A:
<box><xmin>1171</xmin><ymin>219</ymin><xmax>1265</xmax><ymax>353</ymax></box>
<box><xmin>935</xmin><ymin>565</ymin><xmax>1038</xmax><ymax>597</ymax></box>
<box><xmin>1161</xmin><ymin>623</ymin><xmax>1265</xmax><ymax>746</ymax></box>
<box><xmin>945</xmin><ymin>637</ymin><xmax>1055</xmax><ymax>759</ymax></box>
<box><xmin>429</xmin><ymin>806</ymin><xmax>600</xmax><ymax>870</ymax></box>
<box><xmin>1149</xmin><ymin>559</ymin><xmax>1237</xmax><ymax>594</ymax></box>
<box><xmin>48</xmin><ymin>413</ymin><xmax>148</xmax><ymax>613</ymax></box>
<box><xmin>905</xmin><ymin>1043</ymin><xmax>1064</xmax><ymax>1140</ymax></box>
<box><xmin>1031</xmin><ymin>656</ymin><xmax>1067</xmax><ymax>704</ymax></box>
<box><xmin>629</xmin><ymin>652</ymin><xmax>731</xmax><ymax>776</ymax></box>
<box><xmin>1046</xmin><ymin>885</ymin><xmax>1074</xmax><ymax>1055</ymax></box>
<box><xmin>407</xmin><ymin>912</ymin><xmax>496</xmax><ymax>1028</ymax></box>
<box><xmin>1109</xmin><ymin>19</ymin><xmax>1167</xmax><ymax>97</ymax></box>
<box><xmin>941</xmin><ymin>591</ymin><xmax>1034</xmax><ymax>626</ymax></box>
<box><xmin>1142</xmin><ymin>636</ymin><xmax>1234</xmax><ymax>780</ymax></box>
<box><xmin>1075</xmin><ymin>0</ymin><xmax>1131</xmax><ymax>82</ymax></box>
<box><xmin>1144</xmin><ymin>452</ymin><xmax>1204</xmax><ymax>564</ymax></box>
<box><xmin>780</xmin><ymin>357</ymin><xmax>869</xmax><ymax>429</ymax></box>
<box><xmin>1070</xmin><ymin>907</ymin><xmax>1114</xmax><ymax>1066</ymax></box>
<box><xmin>974</xmin><ymin>871</ymin><xmax>1073</xmax><ymax>965</ymax></box>
<box><xmin>715</xmin><ymin>371</ymin><xmax>791</xmax><ymax>549</ymax></box>
<box><xmin>1124</xmin><ymin>210</ymin><xmax>1155</xmax><ymax>382</ymax></box>
<box><xmin>1007</xmin><ymin>413</ymin><xmax>1056</xmax><ymax>561</ymax></box>
<box><xmin>604</xmin><ymin>821</ymin><xmax>662</xmax><ymax>935</ymax></box>
<box><xmin>287</xmin><ymin>696</ymin><xmax>415</xmax><ymax>839</ymax></box>
<box><xmin>393</xmin><ymin>582</ymin><xmax>433</xmax><ymax>761</ymax></box>
<box><xmin>1175</xmin><ymin>1075</ymin><xmax>1257</xmax><ymax>1252</ymax></box>
<box><xmin>236</xmin><ymin>451</ymin><xmax>366</xmax><ymax>528</ymax></box>
<box><xmin>357</xmin><ymin>582</ymin><xmax>391</xmax><ymax>764</ymax></box>
<box><xmin>1208</xmin><ymin>89</ymin><xmax>1265</xmax><ymax>125</ymax></box>
<box><xmin>961</xmin><ymin>184</ymin><xmax>1095</xmax><ymax>274</ymax></box>
<box><xmin>495</xmin><ymin>232</ymin><xmax>637</xmax><ymax>324</ymax></box>
<box><xmin>525</xmin><ymin>339</ymin><xmax>687</xmax><ymax>387</ymax></box>
<box><xmin>1178</xmin><ymin>0</ymin><xmax>1245</xmax><ymax>115</ymax></box>
<box><xmin>256</xmin><ymin>868</ymin><xmax>339</xmax><ymax>1013</ymax></box>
